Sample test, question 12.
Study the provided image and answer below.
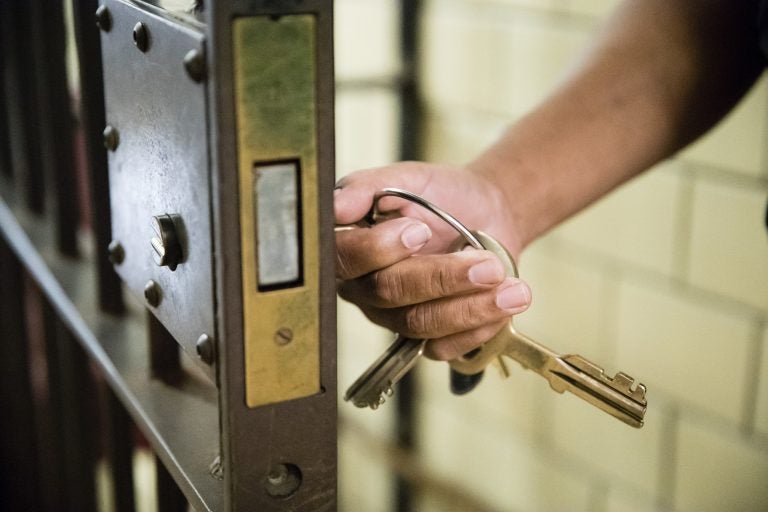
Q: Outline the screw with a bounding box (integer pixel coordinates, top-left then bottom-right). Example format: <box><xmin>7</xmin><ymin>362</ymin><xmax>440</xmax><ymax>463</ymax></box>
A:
<box><xmin>274</xmin><ymin>327</ymin><xmax>293</xmax><ymax>346</ymax></box>
<box><xmin>95</xmin><ymin>5</ymin><xmax>111</xmax><ymax>32</ymax></box>
<box><xmin>143</xmin><ymin>280</ymin><xmax>161</xmax><ymax>307</ymax></box>
<box><xmin>103</xmin><ymin>125</ymin><xmax>119</xmax><ymax>151</ymax></box>
<box><xmin>196</xmin><ymin>334</ymin><xmax>214</xmax><ymax>365</ymax></box>
<box><xmin>107</xmin><ymin>240</ymin><xmax>124</xmax><ymax>264</ymax></box>
<box><xmin>183</xmin><ymin>49</ymin><xmax>205</xmax><ymax>82</ymax></box>
<box><xmin>133</xmin><ymin>22</ymin><xmax>149</xmax><ymax>52</ymax></box>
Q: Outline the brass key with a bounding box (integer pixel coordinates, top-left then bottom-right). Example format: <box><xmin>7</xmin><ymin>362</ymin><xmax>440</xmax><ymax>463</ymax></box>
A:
<box><xmin>450</xmin><ymin>232</ymin><xmax>648</xmax><ymax>428</ymax></box>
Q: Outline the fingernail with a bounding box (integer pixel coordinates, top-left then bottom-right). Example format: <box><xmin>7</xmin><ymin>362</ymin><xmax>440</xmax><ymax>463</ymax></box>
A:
<box><xmin>495</xmin><ymin>281</ymin><xmax>530</xmax><ymax>310</ymax></box>
<box><xmin>401</xmin><ymin>222</ymin><xmax>431</xmax><ymax>249</ymax></box>
<box><xmin>468</xmin><ymin>258</ymin><xmax>504</xmax><ymax>284</ymax></box>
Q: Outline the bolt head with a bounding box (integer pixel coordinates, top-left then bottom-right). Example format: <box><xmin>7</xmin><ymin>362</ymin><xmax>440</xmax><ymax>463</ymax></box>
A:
<box><xmin>183</xmin><ymin>49</ymin><xmax>206</xmax><ymax>83</ymax></box>
<box><xmin>133</xmin><ymin>22</ymin><xmax>149</xmax><ymax>52</ymax></box>
<box><xmin>143</xmin><ymin>280</ymin><xmax>161</xmax><ymax>307</ymax></box>
<box><xmin>107</xmin><ymin>240</ymin><xmax>124</xmax><ymax>264</ymax></box>
<box><xmin>95</xmin><ymin>5</ymin><xmax>112</xmax><ymax>32</ymax></box>
<box><xmin>196</xmin><ymin>334</ymin><xmax>215</xmax><ymax>365</ymax></box>
<box><xmin>103</xmin><ymin>125</ymin><xmax>119</xmax><ymax>151</ymax></box>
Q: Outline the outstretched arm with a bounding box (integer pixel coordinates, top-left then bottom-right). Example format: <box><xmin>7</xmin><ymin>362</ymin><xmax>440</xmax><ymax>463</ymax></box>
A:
<box><xmin>335</xmin><ymin>0</ymin><xmax>765</xmax><ymax>360</ymax></box>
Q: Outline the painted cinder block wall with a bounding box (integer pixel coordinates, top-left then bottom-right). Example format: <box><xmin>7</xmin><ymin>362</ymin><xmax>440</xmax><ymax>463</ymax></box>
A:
<box><xmin>335</xmin><ymin>1</ymin><xmax>768</xmax><ymax>511</ymax></box>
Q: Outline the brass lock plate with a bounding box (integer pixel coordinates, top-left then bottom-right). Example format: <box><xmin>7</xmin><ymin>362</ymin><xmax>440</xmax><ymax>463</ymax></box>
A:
<box><xmin>233</xmin><ymin>15</ymin><xmax>321</xmax><ymax>407</ymax></box>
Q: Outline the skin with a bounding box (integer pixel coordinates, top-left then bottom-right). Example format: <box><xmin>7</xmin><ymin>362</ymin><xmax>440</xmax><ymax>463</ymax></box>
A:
<box><xmin>335</xmin><ymin>0</ymin><xmax>765</xmax><ymax>361</ymax></box>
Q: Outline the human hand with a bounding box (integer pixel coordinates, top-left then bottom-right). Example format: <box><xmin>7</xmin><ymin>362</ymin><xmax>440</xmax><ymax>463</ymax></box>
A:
<box><xmin>335</xmin><ymin>161</ymin><xmax>532</xmax><ymax>360</ymax></box>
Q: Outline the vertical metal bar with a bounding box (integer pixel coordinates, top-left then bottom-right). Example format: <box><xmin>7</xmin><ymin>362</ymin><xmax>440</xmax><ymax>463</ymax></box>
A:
<box><xmin>55</xmin><ymin>317</ymin><xmax>99</xmax><ymax>512</ymax></box>
<box><xmin>12</xmin><ymin>1</ymin><xmax>46</xmax><ymax>213</ymax></box>
<box><xmin>26</xmin><ymin>280</ymin><xmax>69</xmax><ymax>511</ymax></box>
<box><xmin>396</xmin><ymin>1</ymin><xmax>423</xmax><ymax>510</ymax></box>
<box><xmin>155</xmin><ymin>453</ymin><xmax>188</xmax><ymax>512</ymax></box>
<box><xmin>0</xmin><ymin>239</ymin><xmax>41</xmax><ymax>511</ymax></box>
<box><xmin>148</xmin><ymin>312</ymin><xmax>182</xmax><ymax>384</ymax></box>
<box><xmin>106</xmin><ymin>386</ymin><xmax>137</xmax><ymax>512</ymax></box>
<box><xmin>39</xmin><ymin>0</ymin><xmax>80</xmax><ymax>256</ymax></box>
<box><xmin>0</xmin><ymin>17</ymin><xmax>12</xmax><ymax>179</ymax></box>
<box><xmin>71</xmin><ymin>0</ymin><xmax>124</xmax><ymax>313</ymax></box>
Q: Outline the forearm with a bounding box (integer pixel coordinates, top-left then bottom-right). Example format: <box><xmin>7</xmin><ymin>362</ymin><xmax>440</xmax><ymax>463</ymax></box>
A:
<box><xmin>468</xmin><ymin>0</ymin><xmax>764</xmax><ymax>248</ymax></box>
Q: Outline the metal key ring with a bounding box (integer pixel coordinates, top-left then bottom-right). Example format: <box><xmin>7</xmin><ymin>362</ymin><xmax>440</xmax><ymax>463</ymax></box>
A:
<box><xmin>366</xmin><ymin>187</ymin><xmax>485</xmax><ymax>250</ymax></box>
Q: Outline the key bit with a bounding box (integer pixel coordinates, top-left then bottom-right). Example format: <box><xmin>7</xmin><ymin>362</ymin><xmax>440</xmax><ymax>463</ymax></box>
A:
<box><xmin>563</xmin><ymin>355</ymin><xmax>647</xmax><ymax>404</ymax></box>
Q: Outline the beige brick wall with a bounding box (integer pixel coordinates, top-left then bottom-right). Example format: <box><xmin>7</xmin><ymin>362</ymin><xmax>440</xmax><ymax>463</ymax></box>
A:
<box><xmin>336</xmin><ymin>1</ymin><xmax>768</xmax><ymax>510</ymax></box>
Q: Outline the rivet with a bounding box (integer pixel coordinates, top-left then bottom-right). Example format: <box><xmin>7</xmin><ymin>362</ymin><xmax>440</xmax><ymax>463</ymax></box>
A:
<box><xmin>95</xmin><ymin>5</ymin><xmax>112</xmax><ymax>32</ymax></box>
<box><xmin>183</xmin><ymin>48</ymin><xmax>205</xmax><ymax>83</ymax></box>
<box><xmin>133</xmin><ymin>22</ymin><xmax>149</xmax><ymax>52</ymax></box>
<box><xmin>103</xmin><ymin>125</ymin><xmax>119</xmax><ymax>151</ymax></box>
<box><xmin>107</xmin><ymin>240</ymin><xmax>124</xmax><ymax>264</ymax></box>
<box><xmin>274</xmin><ymin>327</ymin><xmax>293</xmax><ymax>346</ymax></box>
<box><xmin>143</xmin><ymin>280</ymin><xmax>161</xmax><ymax>307</ymax></box>
<box><xmin>196</xmin><ymin>334</ymin><xmax>214</xmax><ymax>365</ymax></box>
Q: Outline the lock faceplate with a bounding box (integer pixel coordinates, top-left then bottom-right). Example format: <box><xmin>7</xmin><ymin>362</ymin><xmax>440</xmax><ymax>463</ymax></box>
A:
<box><xmin>234</xmin><ymin>15</ymin><xmax>321</xmax><ymax>407</ymax></box>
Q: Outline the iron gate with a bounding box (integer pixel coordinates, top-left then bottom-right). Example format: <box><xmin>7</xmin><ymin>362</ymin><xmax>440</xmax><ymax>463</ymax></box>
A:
<box><xmin>0</xmin><ymin>1</ymin><xmax>337</xmax><ymax>510</ymax></box>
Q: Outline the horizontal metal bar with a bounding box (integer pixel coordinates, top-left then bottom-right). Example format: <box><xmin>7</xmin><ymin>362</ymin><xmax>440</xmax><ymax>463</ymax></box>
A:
<box><xmin>0</xmin><ymin>193</ymin><xmax>223</xmax><ymax>512</ymax></box>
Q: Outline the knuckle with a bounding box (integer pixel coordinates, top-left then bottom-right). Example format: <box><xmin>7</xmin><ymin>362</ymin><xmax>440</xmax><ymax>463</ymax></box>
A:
<box><xmin>403</xmin><ymin>306</ymin><xmax>435</xmax><ymax>338</ymax></box>
<box><xmin>427</xmin><ymin>261</ymin><xmax>453</xmax><ymax>297</ymax></box>
<box><xmin>335</xmin><ymin>247</ymin><xmax>357</xmax><ymax>279</ymax></box>
<box><xmin>370</xmin><ymin>269</ymin><xmax>403</xmax><ymax>306</ymax></box>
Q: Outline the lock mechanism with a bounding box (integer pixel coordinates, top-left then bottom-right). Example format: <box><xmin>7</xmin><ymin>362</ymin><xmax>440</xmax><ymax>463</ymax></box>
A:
<box><xmin>234</xmin><ymin>15</ymin><xmax>321</xmax><ymax>407</ymax></box>
<box><xmin>151</xmin><ymin>214</ymin><xmax>183</xmax><ymax>270</ymax></box>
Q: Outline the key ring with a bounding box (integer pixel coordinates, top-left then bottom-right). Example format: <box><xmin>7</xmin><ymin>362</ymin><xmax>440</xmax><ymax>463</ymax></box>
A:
<box><xmin>365</xmin><ymin>188</ymin><xmax>486</xmax><ymax>250</ymax></box>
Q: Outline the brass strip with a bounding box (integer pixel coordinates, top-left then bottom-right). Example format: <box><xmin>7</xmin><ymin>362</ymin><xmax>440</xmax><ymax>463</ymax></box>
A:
<box><xmin>233</xmin><ymin>15</ymin><xmax>320</xmax><ymax>407</ymax></box>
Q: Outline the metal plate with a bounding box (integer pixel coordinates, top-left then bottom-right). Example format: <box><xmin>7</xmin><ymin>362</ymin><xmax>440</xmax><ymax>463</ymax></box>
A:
<box><xmin>234</xmin><ymin>15</ymin><xmax>321</xmax><ymax>407</ymax></box>
<box><xmin>102</xmin><ymin>0</ymin><xmax>214</xmax><ymax>379</ymax></box>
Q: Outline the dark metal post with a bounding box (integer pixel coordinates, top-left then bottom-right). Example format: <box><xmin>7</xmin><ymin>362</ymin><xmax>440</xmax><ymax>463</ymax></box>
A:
<box><xmin>0</xmin><ymin>240</ymin><xmax>41</xmax><ymax>511</ymax></box>
<box><xmin>106</xmin><ymin>385</ymin><xmax>137</xmax><ymax>512</ymax></box>
<box><xmin>37</xmin><ymin>0</ymin><xmax>80</xmax><ymax>256</ymax></box>
<box><xmin>156</xmin><ymin>453</ymin><xmax>188</xmax><ymax>512</ymax></box>
<box><xmin>54</xmin><ymin>318</ymin><xmax>99</xmax><ymax>512</ymax></box>
<box><xmin>72</xmin><ymin>0</ymin><xmax>124</xmax><ymax>313</ymax></box>
<box><xmin>148</xmin><ymin>312</ymin><xmax>182</xmax><ymax>384</ymax></box>
<box><xmin>6</xmin><ymin>1</ymin><xmax>46</xmax><ymax>213</ymax></box>
<box><xmin>396</xmin><ymin>1</ymin><xmax>423</xmax><ymax>510</ymax></box>
<box><xmin>0</xmin><ymin>10</ymin><xmax>12</xmax><ymax>179</ymax></box>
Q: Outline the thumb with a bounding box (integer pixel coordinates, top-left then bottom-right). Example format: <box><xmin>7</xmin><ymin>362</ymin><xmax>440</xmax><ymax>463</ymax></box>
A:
<box><xmin>334</xmin><ymin>163</ymin><xmax>433</xmax><ymax>225</ymax></box>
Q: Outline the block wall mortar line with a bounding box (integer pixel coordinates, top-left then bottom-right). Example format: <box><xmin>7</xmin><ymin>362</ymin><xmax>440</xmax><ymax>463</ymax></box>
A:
<box><xmin>741</xmin><ymin>316</ymin><xmax>767</xmax><ymax>437</ymax></box>
<box><xmin>547</xmin><ymin>234</ymin><xmax>765</xmax><ymax>319</ymax></box>
<box><xmin>677</xmin><ymin>157</ymin><xmax>768</xmax><ymax>189</ymax></box>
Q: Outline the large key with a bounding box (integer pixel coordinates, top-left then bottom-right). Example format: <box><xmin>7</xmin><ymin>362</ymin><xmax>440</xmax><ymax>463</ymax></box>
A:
<box><xmin>450</xmin><ymin>232</ymin><xmax>648</xmax><ymax>428</ymax></box>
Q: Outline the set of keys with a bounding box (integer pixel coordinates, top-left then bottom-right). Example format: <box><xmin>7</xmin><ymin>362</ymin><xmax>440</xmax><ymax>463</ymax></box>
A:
<box><xmin>342</xmin><ymin>188</ymin><xmax>647</xmax><ymax>428</ymax></box>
